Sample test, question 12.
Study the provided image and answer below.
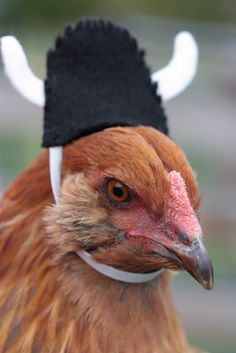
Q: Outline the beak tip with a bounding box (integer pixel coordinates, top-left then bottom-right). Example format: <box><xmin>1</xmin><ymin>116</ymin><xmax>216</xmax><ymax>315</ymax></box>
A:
<box><xmin>202</xmin><ymin>265</ymin><xmax>214</xmax><ymax>290</ymax></box>
<box><xmin>192</xmin><ymin>256</ymin><xmax>214</xmax><ymax>290</ymax></box>
<box><xmin>202</xmin><ymin>278</ymin><xmax>214</xmax><ymax>290</ymax></box>
<box><xmin>173</xmin><ymin>238</ymin><xmax>214</xmax><ymax>291</ymax></box>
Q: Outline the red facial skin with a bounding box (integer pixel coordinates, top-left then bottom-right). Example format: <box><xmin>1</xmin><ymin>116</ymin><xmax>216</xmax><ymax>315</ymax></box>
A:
<box><xmin>90</xmin><ymin>167</ymin><xmax>213</xmax><ymax>289</ymax></box>
<box><xmin>110</xmin><ymin>171</ymin><xmax>202</xmax><ymax>252</ymax></box>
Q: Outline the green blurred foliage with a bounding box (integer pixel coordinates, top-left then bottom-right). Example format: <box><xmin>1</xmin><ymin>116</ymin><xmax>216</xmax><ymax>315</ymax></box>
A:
<box><xmin>0</xmin><ymin>0</ymin><xmax>235</xmax><ymax>25</ymax></box>
<box><xmin>189</xmin><ymin>333</ymin><xmax>236</xmax><ymax>353</ymax></box>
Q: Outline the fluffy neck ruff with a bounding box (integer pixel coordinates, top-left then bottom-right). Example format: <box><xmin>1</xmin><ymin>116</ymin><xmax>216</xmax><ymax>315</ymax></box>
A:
<box><xmin>49</xmin><ymin>252</ymin><xmax>190</xmax><ymax>353</ymax></box>
<box><xmin>0</xmin><ymin>197</ymin><xmax>190</xmax><ymax>353</ymax></box>
<box><xmin>0</xmin><ymin>217</ymin><xmax>190</xmax><ymax>353</ymax></box>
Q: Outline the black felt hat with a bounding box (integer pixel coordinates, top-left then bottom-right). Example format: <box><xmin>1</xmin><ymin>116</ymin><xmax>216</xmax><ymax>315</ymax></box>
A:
<box><xmin>43</xmin><ymin>19</ymin><xmax>168</xmax><ymax>148</ymax></box>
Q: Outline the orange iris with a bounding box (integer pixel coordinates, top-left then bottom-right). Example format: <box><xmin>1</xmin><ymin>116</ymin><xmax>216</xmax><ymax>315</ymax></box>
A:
<box><xmin>107</xmin><ymin>180</ymin><xmax>129</xmax><ymax>203</ymax></box>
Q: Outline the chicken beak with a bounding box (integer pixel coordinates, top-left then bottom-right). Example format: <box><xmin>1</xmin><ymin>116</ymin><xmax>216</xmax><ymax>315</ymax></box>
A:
<box><xmin>170</xmin><ymin>237</ymin><xmax>214</xmax><ymax>290</ymax></box>
<box><xmin>160</xmin><ymin>171</ymin><xmax>214</xmax><ymax>290</ymax></box>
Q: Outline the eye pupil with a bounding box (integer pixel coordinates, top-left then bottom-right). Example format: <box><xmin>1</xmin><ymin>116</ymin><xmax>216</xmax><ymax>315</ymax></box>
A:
<box><xmin>107</xmin><ymin>179</ymin><xmax>129</xmax><ymax>203</ymax></box>
<box><xmin>113</xmin><ymin>183</ymin><xmax>124</xmax><ymax>198</ymax></box>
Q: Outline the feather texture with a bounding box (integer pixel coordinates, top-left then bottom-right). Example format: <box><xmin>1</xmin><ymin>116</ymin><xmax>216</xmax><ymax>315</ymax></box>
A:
<box><xmin>0</xmin><ymin>127</ymin><xmax>204</xmax><ymax>352</ymax></box>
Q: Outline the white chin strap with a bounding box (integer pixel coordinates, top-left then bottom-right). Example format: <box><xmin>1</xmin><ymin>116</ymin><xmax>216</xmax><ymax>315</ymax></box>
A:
<box><xmin>49</xmin><ymin>147</ymin><xmax>63</xmax><ymax>204</ymax></box>
<box><xmin>77</xmin><ymin>249</ymin><xmax>164</xmax><ymax>283</ymax></box>
<box><xmin>2</xmin><ymin>31</ymin><xmax>198</xmax><ymax>283</ymax></box>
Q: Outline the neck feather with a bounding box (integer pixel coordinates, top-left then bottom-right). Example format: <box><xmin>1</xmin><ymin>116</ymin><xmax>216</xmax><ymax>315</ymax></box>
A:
<box><xmin>0</xmin><ymin>167</ymin><xmax>190</xmax><ymax>353</ymax></box>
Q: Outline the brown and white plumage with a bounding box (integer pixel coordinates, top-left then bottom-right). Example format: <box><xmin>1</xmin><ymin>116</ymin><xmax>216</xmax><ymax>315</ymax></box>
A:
<box><xmin>0</xmin><ymin>126</ymin><xmax>213</xmax><ymax>353</ymax></box>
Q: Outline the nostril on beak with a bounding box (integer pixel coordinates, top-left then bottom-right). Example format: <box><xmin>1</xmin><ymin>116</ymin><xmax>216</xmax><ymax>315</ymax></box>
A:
<box><xmin>177</xmin><ymin>230</ymin><xmax>191</xmax><ymax>245</ymax></box>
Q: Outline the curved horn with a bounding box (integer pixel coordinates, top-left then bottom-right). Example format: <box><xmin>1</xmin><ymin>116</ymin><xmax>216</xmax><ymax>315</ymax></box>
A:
<box><xmin>151</xmin><ymin>31</ymin><xmax>198</xmax><ymax>101</ymax></box>
<box><xmin>1</xmin><ymin>33</ymin><xmax>198</xmax><ymax>107</ymax></box>
<box><xmin>0</xmin><ymin>36</ymin><xmax>45</xmax><ymax>106</ymax></box>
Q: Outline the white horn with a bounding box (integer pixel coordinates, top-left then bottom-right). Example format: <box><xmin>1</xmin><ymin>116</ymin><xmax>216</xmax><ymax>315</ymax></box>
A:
<box><xmin>1</xmin><ymin>33</ymin><xmax>198</xmax><ymax>107</ymax></box>
<box><xmin>0</xmin><ymin>36</ymin><xmax>45</xmax><ymax>106</ymax></box>
<box><xmin>151</xmin><ymin>31</ymin><xmax>198</xmax><ymax>101</ymax></box>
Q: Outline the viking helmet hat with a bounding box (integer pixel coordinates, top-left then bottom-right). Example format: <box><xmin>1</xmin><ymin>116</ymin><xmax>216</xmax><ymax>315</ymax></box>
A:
<box><xmin>1</xmin><ymin>19</ymin><xmax>198</xmax><ymax>283</ymax></box>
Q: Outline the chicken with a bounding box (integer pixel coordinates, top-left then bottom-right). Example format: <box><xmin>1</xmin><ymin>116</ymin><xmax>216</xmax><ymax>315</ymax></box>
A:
<box><xmin>0</xmin><ymin>19</ymin><xmax>213</xmax><ymax>353</ymax></box>
<box><xmin>0</xmin><ymin>125</ymin><xmax>213</xmax><ymax>353</ymax></box>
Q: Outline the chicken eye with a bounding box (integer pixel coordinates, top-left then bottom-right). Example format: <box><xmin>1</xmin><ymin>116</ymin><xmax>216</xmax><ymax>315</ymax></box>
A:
<box><xmin>107</xmin><ymin>179</ymin><xmax>130</xmax><ymax>203</ymax></box>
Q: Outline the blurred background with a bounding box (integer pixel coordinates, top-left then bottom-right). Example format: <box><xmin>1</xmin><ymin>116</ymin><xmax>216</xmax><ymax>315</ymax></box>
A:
<box><xmin>0</xmin><ymin>1</ymin><xmax>235</xmax><ymax>352</ymax></box>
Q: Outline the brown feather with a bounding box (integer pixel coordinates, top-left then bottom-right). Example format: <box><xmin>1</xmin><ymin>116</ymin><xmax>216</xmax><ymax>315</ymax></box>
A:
<box><xmin>0</xmin><ymin>126</ymin><xmax>203</xmax><ymax>352</ymax></box>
